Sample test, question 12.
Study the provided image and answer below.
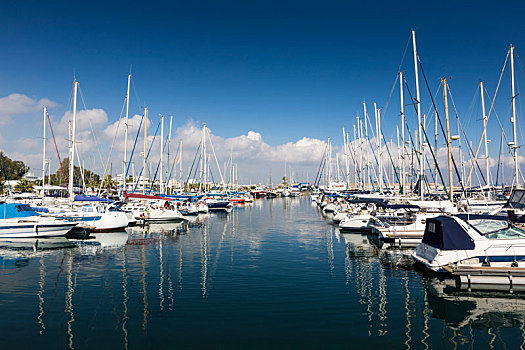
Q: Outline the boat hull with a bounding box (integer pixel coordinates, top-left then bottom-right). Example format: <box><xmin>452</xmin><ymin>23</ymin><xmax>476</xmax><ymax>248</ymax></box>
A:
<box><xmin>0</xmin><ymin>222</ymin><xmax>77</xmax><ymax>238</ymax></box>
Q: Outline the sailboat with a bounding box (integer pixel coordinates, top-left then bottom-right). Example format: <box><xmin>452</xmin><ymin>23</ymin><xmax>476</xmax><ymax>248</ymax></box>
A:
<box><xmin>43</xmin><ymin>80</ymin><xmax>129</xmax><ymax>231</ymax></box>
<box><xmin>0</xmin><ymin>202</ymin><xmax>77</xmax><ymax>238</ymax></box>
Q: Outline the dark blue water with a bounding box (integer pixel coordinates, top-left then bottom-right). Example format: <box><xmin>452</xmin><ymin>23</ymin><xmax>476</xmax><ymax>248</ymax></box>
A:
<box><xmin>1</xmin><ymin>197</ymin><xmax>525</xmax><ymax>349</ymax></box>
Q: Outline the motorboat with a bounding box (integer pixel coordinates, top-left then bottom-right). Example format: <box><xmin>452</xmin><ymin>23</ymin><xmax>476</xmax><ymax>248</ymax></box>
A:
<box><xmin>206</xmin><ymin>198</ymin><xmax>232</xmax><ymax>211</ymax></box>
<box><xmin>377</xmin><ymin>213</ymin><xmax>440</xmax><ymax>247</ymax></box>
<box><xmin>124</xmin><ymin>201</ymin><xmax>185</xmax><ymax>222</ymax></box>
<box><xmin>339</xmin><ymin>214</ymin><xmax>384</xmax><ymax>232</ymax></box>
<box><xmin>412</xmin><ymin>214</ymin><xmax>525</xmax><ymax>273</ymax></box>
<box><xmin>0</xmin><ymin>202</ymin><xmax>77</xmax><ymax>238</ymax></box>
<box><xmin>177</xmin><ymin>201</ymin><xmax>199</xmax><ymax>215</ymax></box>
<box><xmin>53</xmin><ymin>203</ymin><xmax>129</xmax><ymax>232</ymax></box>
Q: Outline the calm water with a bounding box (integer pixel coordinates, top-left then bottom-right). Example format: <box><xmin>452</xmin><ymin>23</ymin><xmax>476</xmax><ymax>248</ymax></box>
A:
<box><xmin>1</xmin><ymin>197</ymin><xmax>525</xmax><ymax>349</ymax></box>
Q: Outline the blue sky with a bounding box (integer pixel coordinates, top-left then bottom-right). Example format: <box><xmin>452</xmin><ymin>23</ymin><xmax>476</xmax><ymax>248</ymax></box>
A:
<box><xmin>1</xmin><ymin>0</ymin><xmax>525</xmax><ymax>183</ymax></box>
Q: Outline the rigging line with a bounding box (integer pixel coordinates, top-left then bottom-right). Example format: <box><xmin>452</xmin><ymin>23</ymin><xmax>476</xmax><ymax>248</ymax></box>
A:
<box><xmin>495</xmin><ymin>132</ymin><xmax>503</xmax><ymax>187</ymax></box>
<box><xmin>377</xmin><ymin>31</ymin><xmax>413</xmax><ymax>122</ymax></box>
<box><xmin>77</xmin><ymin>86</ymin><xmax>104</xmax><ymax>168</ymax></box>
<box><xmin>131</xmin><ymin>121</ymin><xmax>161</xmax><ymax>193</ymax></box>
<box><xmin>483</xmin><ymin>86</ymin><xmax>525</xmax><ymax>183</ymax></box>
<box><xmin>516</xmin><ymin>51</ymin><xmax>525</xmax><ymax>73</ymax></box>
<box><xmin>381</xmin><ymin>130</ymin><xmax>401</xmax><ymax>192</ymax></box>
<box><xmin>145</xmin><ymin>121</ymin><xmax>161</xmax><ymax>181</ymax></box>
<box><xmin>447</xmin><ymin>83</ymin><xmax>488</xmax><ymax>186</ymax></box>
<box><xmin>47</xmin><ymin>113</ymin><xmax>69</xmax><ymax>192</ymax></box>
<box><xmin>184</xmin><ymin>142</ymin><xmax>201</xmax><ymax>192</ymax></box>
<box><xmin>422</xmin><ymin>82</ymin><xmax>442</xmax><ymax>131</ymax></box>
<box><xmin>378</xmin><ymin>69</ymin><xmax>399</xmax><ymax>127</ymax></box>
<box><xmin>403</xmin><ymin>76</ymin><xmax>450</xmax><ymax>198</ymax></box>
<box><xmin>313</xmin><ymin>144</ymin><xmax>328</xmax><ymax>186</ymax></box>
<box><xmin>165</xmin><ymin>141</ymin><xmax>182</xmax><ymax>187</ymax></box>
<box><xmin>206</xmin><ymin>127</ymin><xmax>227</xmax><ymax>192</ymax></box>
<box><xmin>97</xmin><ymin>97</ymin><xmax>127</xmax><ymax>196</ymax></box>
<box><xmin>316</xmin><ymin>154</ymin><xmax>328</xmax><ymax>188</ymax></box>
<box><xmin>418</xmin><ymin>58</ymin><xmax>466</xmax><ymax>201</ymax></box>
<box><xmin>147</xmin><ymin>120</ymin><xmax>173</xmax><ymax>194</ymax></box>
<box><xmin>120</xmin><ymin>114</ymin><xmax>144</xmax><ymax>196</ymax></box>
<box><xmin>148</xmin><ymin>160</ymin><xmax>161</xmax><ymax>195</ymax></box>
<box><xmin>362</xmin><ymin>108</ymin><xmax>383</xmax><ymax>186</ymax></box>
<box><xmin>461</xmin><ymin>83</ymin><xmax>480</xmax><ymax>134</ymax></box>
<box><xmin>466</xmin><ymin>50</ymin><xmax>509</xmax><ymax>186</ymax></box>
<box><xmin>346</xmin><ymin>136</ymin><xmax>362</xmax><ymax>185</ymax></box>
<box><xmin>131</xmin><ymin>76</ymin><xmax>143</xmax><ymax>112</ymax></box>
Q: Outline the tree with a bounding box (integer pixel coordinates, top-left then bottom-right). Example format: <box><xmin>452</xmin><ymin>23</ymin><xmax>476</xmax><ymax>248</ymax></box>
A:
<box><xmin>14</xmin><ymin>178</ymin><xmax>33</xmax><ymax>193</ymax></box>
<box><xmin>49</xmin><ymin>158</ymin><xmax>100</xmax><ymax>188</ymax></box>
<box><xmin>87</xmin><ymin>178</ymin><xmax>100</xmax><ymax>192</ymax></box>
<box><xmin>0</xmin><ymin>152</ymin><xmax>30</xmax><ymax>194</ymax></box>
<box><xmin>102</xmin><ymin>174</ymin><xmax>116</xmax><ymax>193</ymax></box>
<box><xmin>282</xmin><ymin>176</ymin><xmax>288</xmax><ymax>185</ymax></box>
<box><xmin>0</xmin><ymin>152</ymin><xmax>29</xmax><ymax>181</ymax></box>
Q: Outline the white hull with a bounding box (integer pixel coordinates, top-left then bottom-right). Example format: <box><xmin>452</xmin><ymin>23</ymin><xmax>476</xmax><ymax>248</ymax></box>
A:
<box><xmin>0</xmin><ymin>219</ymin><xmax>77</xmax><ymax>238</ymax></box>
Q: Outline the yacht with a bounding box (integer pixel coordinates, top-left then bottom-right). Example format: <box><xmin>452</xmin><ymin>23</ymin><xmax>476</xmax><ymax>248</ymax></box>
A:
<box><xmin>51</xmin><ymin>202</ymin><xmax>129</xmax><ymax>232</ymax></box>
<box><xmin>377</xmin><ymin>212</ymin><xmax>440</xmax><ymax>247</ymax></box>
<box><xmin>124</xmin><ymin>201</ymin><xmax>185</xmax><ymax>222</ymax></box>
<box><xmin>412</xmin><ymin>214</ymin><xmax>525</xmax><ymax>273</ymax></box>
<box><xmin>0</xmin><ymin>202</ymin><xmax>77</xmax><ymax>238</ymax></box>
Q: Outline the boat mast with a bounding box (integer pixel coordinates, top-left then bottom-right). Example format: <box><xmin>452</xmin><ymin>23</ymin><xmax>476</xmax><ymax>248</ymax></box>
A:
<box><xmin>510</xmin><ymin>45</ymin><xmax>521</xmax><ymax>189</ymax></box>
<box><xmin>480</xmin><ymin>81</ymin><xmax>490</xmax><ymax>191</ymax></box>
<box><xmin>399</xmin><ymin>72</ymin><xmax>406</xmax><ymax>195</ymax></box>
<box><xmin>203</xmin><ymin>123</ymin><xmax>207</xmax><ymax>193</ymax></box>
<box><xmin>357</xmin><ymin>116</ymin><xmax>364</xmax><ymax>189</ymax></box>
<box><xmin>353</xmin><ymin>124</ymin><xmax>358</xmax><ymax>188</ymax></box>
<box><xmin>143</xmin><ymin>107</ymin><xmax>147</xmax><ymax>196</ymax></box>
<box><xmin>179</xmin><ymin>140</ymin><xmax>183</xmax><ymax>187</ymax></box>
<box><xmin>42</xmin><ymin>107</ymin><xmax>47</xmax><ymax>198</ymax></box>
<box><xmin>375</xmin><ymin>103</ymin><xmax>383</xmax><ymax>192</ymax></box>
<box><xmin>168</xmin><ymin>115</ymin><xmax>173</xmax><ymax>193</ymax></box>
<box><xmin>412</xmin><ymin>30</ymin><xmax>424</xmax><ymax>200</ymax></box>
<box><xmin>160</xmin><ymin>115</ymin><xmax>164</xmax><ymax>194</ymax></box>
<box><xmin>69</xmin><ymin>80</ymin><xmax>78</xmax><ymax>202</ymax></box>
<box><xmin>327</xmin><ymin>138</ymin><xmax>331</xmax><ymax>187</ymax></box>
<box><xmin>396</xmin><ymin>125</ymin><xmax>400</xmax><ymax>192</ymax></box>
<box><xmin>434</xmin><ymin>109</ymin><xmax>438</xmax><ymax>190</ymax></box>
<box><xmin>124</xmin><ymin>72</ymin><xmax>131</xmax><ymax>194</ymax></box>
<box><xmin>443</xmin><ymin>78</ymin><xmax>453</xmax><ymax>203</ymax></box>
<box><xmin>343</xmin><ymin>127</ymin><xmax>350</xmax><ymax>189</ymax></box>
<box><xmin>363</xmin><ymin>102</ymin><xmax>369</xmax><ymax>191</ymax></box>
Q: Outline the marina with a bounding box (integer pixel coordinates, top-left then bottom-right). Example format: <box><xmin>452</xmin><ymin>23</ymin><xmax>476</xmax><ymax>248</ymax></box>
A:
<box><xmin>1</xmin><ymin>1</ymin><xmax>525</xmax><ymax>348</ymax></box>
<box><xmin>3</xmin><ymin>197</ymin><xmax>525</xmax><ymax>349</ymax></box>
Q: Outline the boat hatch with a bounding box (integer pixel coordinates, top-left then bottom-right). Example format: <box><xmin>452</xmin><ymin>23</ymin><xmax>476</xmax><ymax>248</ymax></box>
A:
<box><xmin>422</xmin><ymin>216</ymin><xmax>475</xmax><ymax>250</ymax></box>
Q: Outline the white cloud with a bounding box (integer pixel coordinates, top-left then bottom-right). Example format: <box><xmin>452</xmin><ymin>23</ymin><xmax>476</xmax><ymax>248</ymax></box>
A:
<box><xmin>0</xmin><ymin>93</ymin><xmax>57</xmax><ymax>125</ymax></box>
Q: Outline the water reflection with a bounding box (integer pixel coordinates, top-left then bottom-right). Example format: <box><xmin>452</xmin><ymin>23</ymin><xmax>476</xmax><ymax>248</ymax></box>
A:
<box><xmin>3</xmin><ymin>198</ymin><xmax>525</xmax><ymax>348</ymax></box>
<box><xmin>339</xmin><ymin>225</ymin><xmax>525</xmax><ymax>348</ymax></box>
<box><xmin>0</xmin><ymin>237</ymin><xmax>75</xmax><ymax>269</ymax></box>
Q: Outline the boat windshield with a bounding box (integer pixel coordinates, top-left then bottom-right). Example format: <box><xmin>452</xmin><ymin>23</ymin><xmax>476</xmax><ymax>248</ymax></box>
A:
<box><xmin>468</xmin><ymin>218</ymin><xmax>525</xmax><ymax>239</ymax></box>
<box><xmin>467</xmin><ymin>218</ymin><xmax>509</xmax><ymax>234</ymax></box>
<box><xmin>484</xmin><ymin>226</ymin><xmax>525</xmax><ymax>239</ymax></box>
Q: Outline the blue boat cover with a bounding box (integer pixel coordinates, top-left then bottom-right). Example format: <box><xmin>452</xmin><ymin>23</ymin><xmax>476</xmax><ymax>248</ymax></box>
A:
<box><xmin>422</xmin><ymin>216</ymin><xmax>475</xmax><ymax>250</ymax></box>
<box><xmin>0</xmin><ymin>203</ymin><xmax>39</xmax><ymax>219</ymax></box>
<box><xmin>31</xmin><ymin>206</ymin><xmax>49</xmax><ymax>213</ymax></box>
<box><xmin>74</xmin><ymin>195</ymin><xmax>113</xmax><ymax>202</ymax></box>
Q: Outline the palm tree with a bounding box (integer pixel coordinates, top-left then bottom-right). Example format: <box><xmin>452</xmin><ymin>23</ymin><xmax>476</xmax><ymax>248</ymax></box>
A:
<box><xmin>14</xmin><ymin>178</ymin><xmax>34</xmax><ymax>193</ymax></box>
